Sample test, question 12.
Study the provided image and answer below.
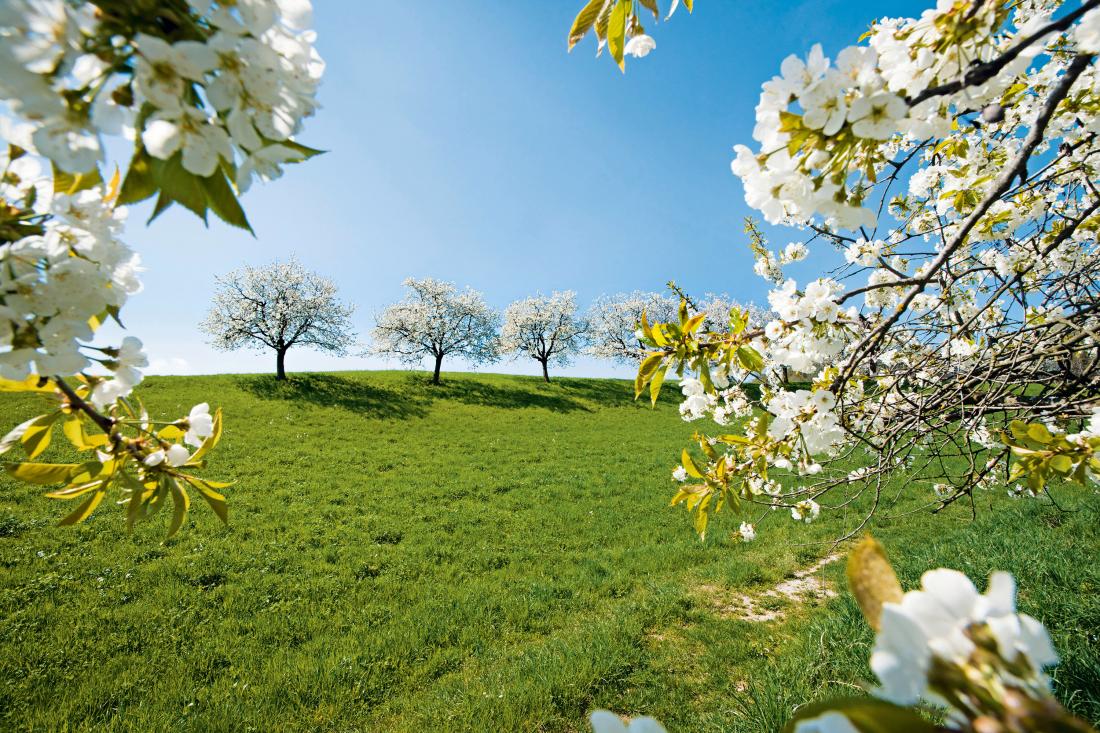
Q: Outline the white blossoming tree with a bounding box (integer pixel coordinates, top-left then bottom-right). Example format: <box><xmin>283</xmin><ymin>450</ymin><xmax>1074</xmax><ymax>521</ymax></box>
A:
<box><xmin>372</xmin><ymin>277</ymin><xmax>500</xmax><ymax>385</ymax></box>
<box><xmin>501</xmin><ymin>291</ymin><xmax>587</xmax><ymax>382</ymax></box>
<box><xmin>200</xmin><ymin>259</ymin><xmax>356</xmax><ymax>380</ymax></box>
<box><xmin>0</xmin><ymin>0</ymin><xmax>324</xmax><ymax>534</ymax></box>
<box><xmin>586</xmin><ymin>291</ymin><xmax>680</xmax><ymax>364</ymax></box>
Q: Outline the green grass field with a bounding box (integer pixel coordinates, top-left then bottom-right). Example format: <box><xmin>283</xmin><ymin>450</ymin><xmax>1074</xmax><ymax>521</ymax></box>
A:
<box><xmin>1</xmin><ymin>371</ymin><xmax>1097</xmax><ymax>732</ymax></box>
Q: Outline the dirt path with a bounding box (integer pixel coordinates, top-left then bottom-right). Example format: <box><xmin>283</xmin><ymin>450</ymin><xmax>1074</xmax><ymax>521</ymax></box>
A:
<box><xmin>696</xmin><ymin>552</ymin><xmax>842</xmax><ymax>622</ymax></box>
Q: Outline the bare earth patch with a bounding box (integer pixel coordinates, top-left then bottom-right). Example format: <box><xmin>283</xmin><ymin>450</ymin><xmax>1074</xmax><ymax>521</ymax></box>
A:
<box><xmin>698</xmin><ymin>553</ymin><xmax>842</xmax><ymax>622</ymax></box>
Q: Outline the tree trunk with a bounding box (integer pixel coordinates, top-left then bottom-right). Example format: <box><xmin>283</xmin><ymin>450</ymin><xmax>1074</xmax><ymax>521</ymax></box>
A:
<box><xmin>276</xmin><ymin>347</ymin><xmax>288</xmax><ymax>380</ymax></box>
<box><xmin>432</xmin><ymin>352</ymin><xmax>443</xmax><ymax>385</ymax></box>
<box><xmin>540</xmin><ymin>358</ymin><xmax>550</xmax><ymax>383</ymax></box>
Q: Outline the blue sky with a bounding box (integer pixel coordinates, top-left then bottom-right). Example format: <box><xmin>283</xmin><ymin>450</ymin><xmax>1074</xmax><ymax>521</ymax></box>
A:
<box><xmin>119</xmin><ymin>0</ymin><xmax>929</xmax><ymax>379</ymax></box>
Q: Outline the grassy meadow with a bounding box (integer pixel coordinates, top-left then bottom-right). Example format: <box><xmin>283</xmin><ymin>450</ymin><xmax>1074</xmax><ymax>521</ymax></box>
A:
<box><xmin>1</xmin><ymin>371</ymin><xmax>1097</xmax><ymax>732</ymax></box>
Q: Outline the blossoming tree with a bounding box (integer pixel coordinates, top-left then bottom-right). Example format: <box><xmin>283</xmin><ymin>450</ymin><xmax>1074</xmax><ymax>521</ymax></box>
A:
<box><xmin>575</xmin><ymin>0</ymin><xmax>1100</xmax><ymax>544</ymax></box>
<box><xmin>586</xmin><ymin>291</ymin><xmax>680</xmax><ymax>364</ymax></box>
<box><xmin>371</xmin><ymin>277</ymin><xmax>500</xmax><ymax>385</ymax></box>
<box><xmin>501</xmin><ymin>291</ymin><xmax>587</xmax><ymax>382</ymax></box>
<box><xmin>201</xmin><ymin>258</ymin><xmax>356</xmax><ymax>380</ymax></box>
<box><xmin>0</xmin><ymin>0</ymin><xmax>323</xmax><ymax>533</ymax></box>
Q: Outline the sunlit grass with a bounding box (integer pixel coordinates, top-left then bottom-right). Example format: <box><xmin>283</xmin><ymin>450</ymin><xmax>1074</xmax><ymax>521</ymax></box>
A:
<box><xmin>1</xmin><ymin>371</ymin><xmax>1096</xmax><ymax>731</ymax></box>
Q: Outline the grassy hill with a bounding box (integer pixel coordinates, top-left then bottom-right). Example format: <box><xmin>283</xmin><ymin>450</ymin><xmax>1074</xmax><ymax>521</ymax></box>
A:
<box><xmin>1</xmin><ymin>371</ymin><xmax>1097</xmax><ymax>732</ymax></box>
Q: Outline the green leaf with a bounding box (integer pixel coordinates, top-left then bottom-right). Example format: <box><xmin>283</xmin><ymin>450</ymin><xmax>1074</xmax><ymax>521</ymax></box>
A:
<box><xmin>167</xmin><ymin>478</ymin><xmax>190</xmax><ymax>539</ymax></box>
<box><xmin>736</xmin><ymin>345</ymin><xmax>765</xmax><ymax>372</ymax></box>
<box><xmin>783</xmin><ymin>698</ymin><xmax>938</xmax><ymax>733</ymax></box>
<box><xmin>1049</xmin><ymin>454</ymin><xmax>1073</xmax><ymax>473</ymax></box>
<box><xmin>200</xmin><ymin>169</ymin><xmax>254</xmax><ymax>233</ymax></box>
<box><xmin>4</xmin><ymin>462</ymin><xmax>79</xmax><ymax>485</ymax></box>
<box><xmin>1027</xmin><ymin>423</ymin><xmax>1053</xmax><ymax>444</ymax></box>
<box><xmin>154</xmin><ymin>153</ymin><xmax>209</xmax><ymax>222</ymax></box>
<box><xmin>607</xmin><ymin>0</ymin><xmax>629</xmax><ymax>70</ymax></box>
<box><xmin>183</xmin><ymin>476</ymin><xmax>230</xmax><ymax>524</ymax></box>
<box><xmin>568</xmin><ymin>0</ymin><xmax>608</xmax><ymax>50</ymax></box>
<box><xmin>117</xmin><ymin>148</ymin><xmax>158</xmax><ymax>205</ymax></box>
<box><xmin>278</xmin><ymin>139</ymin><xmax>326</xmax><ymax>160</ymax></box>
<box><xmin>52</xmin><ymin>163</ymin><xmax>102</xmax><ymax>195</ymax></box>
<box><xmin>638</xmin><ymin>0</ymin><xmax>660</xmax><ymax>19</ymax></box>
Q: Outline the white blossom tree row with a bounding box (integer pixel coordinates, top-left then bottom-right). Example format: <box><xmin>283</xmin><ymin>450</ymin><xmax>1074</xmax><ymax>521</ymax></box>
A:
<box><xmin>370</xmin><ymin>279</ymin><xmax>765</xmax><ymax>383</ymax></box>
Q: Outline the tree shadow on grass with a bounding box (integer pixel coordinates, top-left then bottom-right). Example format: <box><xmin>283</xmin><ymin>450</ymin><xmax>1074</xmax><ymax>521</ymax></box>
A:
<box><xmin>237</xmin><ymin>374</ymin><xmax>431</xmax><ymax>420</ymax></box>
<box><xmin>405</xmin><ymin>374</ymin><xmax>596</xmax><ymax>413</ymax></box>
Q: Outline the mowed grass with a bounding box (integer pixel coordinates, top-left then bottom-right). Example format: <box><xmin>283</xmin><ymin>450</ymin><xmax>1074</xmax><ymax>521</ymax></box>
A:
<box><xmin>0</xmin><ymin>370</ymin><xmax>1097</xmax><ymax>732</ymax></box>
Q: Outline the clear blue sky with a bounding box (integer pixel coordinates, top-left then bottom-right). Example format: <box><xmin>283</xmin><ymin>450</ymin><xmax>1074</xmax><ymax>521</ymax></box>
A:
<box><xmin>119</xmin><ymin>0</ymin><xmax>928</xmax><ymax>378</ymax></box>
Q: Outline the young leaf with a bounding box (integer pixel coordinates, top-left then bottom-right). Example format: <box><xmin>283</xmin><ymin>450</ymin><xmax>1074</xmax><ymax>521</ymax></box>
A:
<box><xmin>21</xmin><ymin>414</ymin><xmax>59</xmax><ymax>459</ymax></box>
<box><xmin>607</xmin><ymin>0</ymin><xmax>629</xmax><ymax>70</ymax></box>
<box><xmin>58</xmin><ymin>489</ymin><xmax>106</xmax><ymax>526</ymax></box>
<box><xmin>189</xmin><ymin>408</ymin><xmax>223</xmax><ymax>462</ymax></box>
<box><xmin>52</xmin><ymin>163</ymin><xmax>102</xmax><ymax>195</ymax></box>
<box><xmin>0</xmin><ymin>416</ymin><xmax>39</xmax><ymax>456</ymax></box>
<box><xmin>568</xmin><ymin>0</ymin><xmax>607</xmax><ymax>49</ymax></box>
<box><xmin>4</xmin><ymin>462</ymin><xmax>79</xmax><ymax>485</ymax></box>
<box><xmin>846</xmin><ymin>536</ymin><xmax>903</xmax><ymax>631</ymax></box>
<box><xmin>167</xmin><ymin>478</ymin><xmax>191</xmax><ymax>539</ymax></box>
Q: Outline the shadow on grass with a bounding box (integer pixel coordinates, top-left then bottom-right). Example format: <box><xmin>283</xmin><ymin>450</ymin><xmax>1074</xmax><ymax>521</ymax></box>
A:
<box><xmin>237</xmin><ymin>372</ymin><xmax>681</xmax><ymax>417</ymax></box>
<box><xmin>237</xmin><ymin>374</ymin><xmax>431</xmax><ymax>420</ymax></box>
<box><xmin>404</xmin><ymin>374</ymin><xmax>596</xmax><ymax>413</ymax></box>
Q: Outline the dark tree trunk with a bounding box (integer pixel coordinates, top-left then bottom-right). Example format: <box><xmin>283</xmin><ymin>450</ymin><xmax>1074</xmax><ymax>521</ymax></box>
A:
<box><xmin>431</xmin><ymin>352</ymin><xmax>443</xmax><ymax>385</ymax></box>
<box><xmin>276</xmin><ymin>347</ymin><xmax>288</xmax><ymax>380</ymax></box>
<box><xmin>540</xmin><ymin>358</ymin><xmax>550</xmax><ymax>383</ymax></box>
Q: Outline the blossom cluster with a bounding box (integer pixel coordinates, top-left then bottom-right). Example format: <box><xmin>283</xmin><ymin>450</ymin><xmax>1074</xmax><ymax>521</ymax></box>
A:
<box><xmin>0</xmin><ymin>0</ymin><xmax>322</xmax><ymax>185</ymax></box>
<box><xmin>0</xmin><ymin>139</ymin><xmax>143</xmax><ymax>393</ymax></box>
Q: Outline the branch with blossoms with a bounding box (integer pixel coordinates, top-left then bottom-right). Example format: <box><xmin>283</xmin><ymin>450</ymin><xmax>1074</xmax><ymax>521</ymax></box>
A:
<box><xmin>1</xmin><ymin>1</ymin><xmax>325</xmax><ymax>533</ymax></box>
<box><xmin>622</xmin><ymin>0</ymin><xmax>1100</xmax><ymax>542</ymax></box>
<box><xmin>567</xmin><ymin>0</ymin><xmax>693</xmax><ymax>71</ymax></box>
<box><xmin>588</xmin><ymin>537</ymin><xmax>1098</xmax><ymax>733</ymax></box>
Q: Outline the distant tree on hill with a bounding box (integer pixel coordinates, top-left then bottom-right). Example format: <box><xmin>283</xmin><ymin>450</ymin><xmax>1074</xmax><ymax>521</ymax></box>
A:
<box><xmin>586</xmin><ymin>291</ymin><xmax>679</xmax><ymax>364</ymax></box>
<box><xmin>201</xmin><ymin>259</ymin><xmax>356</xmax><ymax>380</ymax></box>
<box><xmin>501</xmin><ymin>291</ymin><xmax>587</xmax><ymax>382</ymax></box>
<box><xmin>371</xmin><ymin>278</ymin><xmax>500</xmax><ymax>385</ymax></box>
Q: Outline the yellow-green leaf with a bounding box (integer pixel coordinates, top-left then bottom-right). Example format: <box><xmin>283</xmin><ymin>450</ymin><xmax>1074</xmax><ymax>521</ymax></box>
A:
<box><xmin>21</xmin><ymin>413</ymin><xmax>59</xmax><ymax>459</ymax></box>
<box><xmin>0</xmin><ymin>375</ymin><xmax>54</xmax><ymax>393</ymax></box>
<box><xmin>1</xmin><ymin>417</ymin><xmax>39</xmax><ymax>456</ymax></box>
<box><xmin>167</xmin><ymin>478</ymin><xmax>190</xmax><ymax>539</ymax></box>
<box><xmin>847</xmin><ymin>536</ymin><xmax>903</xmax><ymax>631</ymax></box>
<box><xmin>58</xmin><ymin>489</ymin><xmax>106</xmax><ymax>526</ymax></box>
<box><xmin>4</xmin><ymin>462</ymin><xmax>79</xmax><ymax>485</ymax></box>
<box><xmin>649</xmin><ymin>364</ymin><xmax>667</xmax><ymax>406</ymax></box>
<box><xmin>681</xmin><ymin>448</ymin><xmax>705</xmax><ymax>478</ymax></box>
<box><xmin>190</xmin><ymin>408</ymin><xmax>223</xmax><ymax>462</ymax></box>
<box><xmin>568</xmin><ymin>0</ymin><xmax>607</xmax><ymax>50</ymax></box>
<box><xmin>607</xmin><ymin>0</ymin><xmax>629</xmax><ymax>70</ymax></box>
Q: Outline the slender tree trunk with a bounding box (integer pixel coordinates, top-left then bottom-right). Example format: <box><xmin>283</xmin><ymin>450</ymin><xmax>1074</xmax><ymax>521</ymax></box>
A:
<box><xmin>432</xmin><ymin>352</ymin><xmax>443</xmax><ymax>385</ymax></box>
<box><xmin>540</xmin><ymin>358</ymin><xmax>550</xmax><ymax>383</ymax></box>
<box><xmin>276</xmin><ymin>347</ymin><xmax>288</xmax><ymax>380</ymax></box>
